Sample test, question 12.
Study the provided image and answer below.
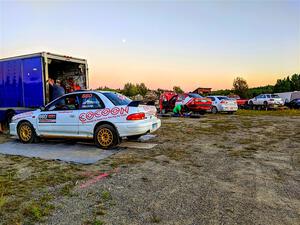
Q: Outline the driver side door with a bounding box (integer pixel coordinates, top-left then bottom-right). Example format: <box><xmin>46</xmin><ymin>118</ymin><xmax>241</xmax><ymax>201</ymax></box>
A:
<box><xmin>37</xmin><ymin>94</ymin><xmax>80</xmax><ymax>137</ymax></box>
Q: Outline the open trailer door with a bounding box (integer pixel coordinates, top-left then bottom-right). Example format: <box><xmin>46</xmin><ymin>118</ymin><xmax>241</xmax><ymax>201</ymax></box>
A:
<box><xmin>42</xmin><ymin>52</ymin><xmax>88</xmax><ymax>104</ymax></box>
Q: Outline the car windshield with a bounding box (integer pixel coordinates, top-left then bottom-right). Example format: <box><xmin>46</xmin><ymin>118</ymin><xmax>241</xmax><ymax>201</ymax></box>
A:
<box><xmin>217</xmin><ymin>96</ymin><xmax>230</xmax><ymax>100</ymax></box>
<box><xmin>188</xmin><ymin>93</ymin><xmax>203</xmax><ymax>98</ymax></box>
<box><xmin>102</xmin><ymin>92</ymin><xmax>132</xmax><ymax>106</ymax></box>
<box><xmin>271</xmin><ymin>94</ymin><xmax>280</xmax><ymax>98</ymax></box>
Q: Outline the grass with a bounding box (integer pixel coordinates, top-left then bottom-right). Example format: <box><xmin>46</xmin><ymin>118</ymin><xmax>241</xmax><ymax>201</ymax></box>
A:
<box><xmin>0</xmin><ymin>112</ymin><xmax>298</xmax><ymax>224</ymax></box>
<box><xmin>0</xmin><ymin>155</ymin><xmax>86</xmax><ymax>224</ymax></box>
<box><xmin>236</xmin><ymin>109</ymin><xmax>300</xmax><ymax>116</ymax></box>
<box><xmin>84</xmin><ymin>219</ymin><xmax>105</xmax><ymax>225</ymax></box>
<box><xmin>93</xmin><ymin>220</ymin><xmax>105</xmax><ymax>225</ymax></box>
<box><xmin>150</xmin><ymin>213</ymin><xmax>161</xmax><ymax>223</ymax></box>
<box><xmin>108</xmin><ymin>154</ymin><xmax>146</xmax><ymax>168</ymax></box>
<box><xmin>101</xmin><ymin>190</ymin><xmax>111</xmax><ymax>201</ymax></box>
<box><xmin>0</xmin><ymin>134</ymin><xmax>10</xmax><ymax>144</ymax></box>
<box><xmin>0</xmin><ymin>193</ymin><xmax>6</xmax><ymax>209</ymax></box>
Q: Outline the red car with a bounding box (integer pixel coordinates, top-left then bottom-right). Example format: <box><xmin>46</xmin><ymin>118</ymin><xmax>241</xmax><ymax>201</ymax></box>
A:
<box><xmin>159</xmin><ymin>92</ymin><xmax>212</xmax><ymax>114</ymax></box>
<box><xmin>228</xmin><ymin>95</ymin><xmax>248</xmax><ymax>109</ymax></box>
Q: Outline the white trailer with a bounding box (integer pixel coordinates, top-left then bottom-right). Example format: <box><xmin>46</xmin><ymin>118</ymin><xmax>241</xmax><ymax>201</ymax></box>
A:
<box><xmin>275</xmin><ymin>91</ymin><xmax>300</xmax><ymax>104</ymax></box>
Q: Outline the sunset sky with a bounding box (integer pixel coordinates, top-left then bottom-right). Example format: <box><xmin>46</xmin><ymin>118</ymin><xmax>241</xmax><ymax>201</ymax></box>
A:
<box><xmin>0</xmin><ymin>0</ymin><xmax>299</xmax><ymax>91</ymax></box>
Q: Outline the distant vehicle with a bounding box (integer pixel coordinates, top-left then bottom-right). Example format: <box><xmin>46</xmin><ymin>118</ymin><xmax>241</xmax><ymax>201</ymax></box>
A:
<box><xmin>159</xmin><ymin>92</ymin><xmax>212</xmax><ymax>114</ymax></box>
<box><xmin>228</xmin><ymin>95</ymin><xmax>248</xmax><ymax>109</ymax></box>
<box><xmin>274</xmin><ymin>91</ymin><xmax>300</xmax><ymax>104</ymax></box>
<box><xmin>207</xmin><ymin>96</ymin><xmax>238</xmax><ymax>114</ymax></box>
<box><xmin>0</xmin><ymin>52</ymin><xmax>88</xmax><ymax>128</ymax></box>
<box><xmin>248</xmin><ymin>94</ymin><xmax>284</xmax><ymax>108</ymax></box>
<box><xmin>285</xmin><ymin>98</ymin><xmax>300</xmax><ymax>109</ymax></box>
<box><xmin>10</xmin><ymin>91</ymin><xmax>161</xmax><ymax>149</ymax></box>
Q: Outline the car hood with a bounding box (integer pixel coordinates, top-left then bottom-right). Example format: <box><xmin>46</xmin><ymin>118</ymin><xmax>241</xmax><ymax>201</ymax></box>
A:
<box><xmin>12</xmin><ymin>110</ymin><xmax>39</xmax><ymax>121</ymax></box>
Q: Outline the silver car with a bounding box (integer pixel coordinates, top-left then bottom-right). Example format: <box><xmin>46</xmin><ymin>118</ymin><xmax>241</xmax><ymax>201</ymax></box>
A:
<box><xmin>248</xmin><ymin>94</ymin><xmax>284</xmax><ymax>107</ymax></box>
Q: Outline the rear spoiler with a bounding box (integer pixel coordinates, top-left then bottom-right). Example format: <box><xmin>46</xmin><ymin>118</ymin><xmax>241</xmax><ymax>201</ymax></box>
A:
<box><xmin>128</xmin><ymin>101</ymin><xmax>141</xmax><ymax>107</ymax></box>
<box><xmin>127</xmin><ymin>100</ymin><xmax>155</xmax><ymax>107</ymax></box>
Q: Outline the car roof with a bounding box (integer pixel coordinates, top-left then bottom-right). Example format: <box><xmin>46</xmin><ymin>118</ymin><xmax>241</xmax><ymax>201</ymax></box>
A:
<box><xmin>69</xmin><ymin>90</ymin><xmax>116</xmax><ymax>95</ymax></box>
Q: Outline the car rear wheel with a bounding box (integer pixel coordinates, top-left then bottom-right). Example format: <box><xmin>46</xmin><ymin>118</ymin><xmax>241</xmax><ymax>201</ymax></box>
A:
<box><xmin>17</xmin><ymin>121</ymin><xmax>36</xmax><ymax>144</ymax></box>
<box><xmin>211</xmin><ymin>106</ymin><xmax>218</xmax><ymax>114</ymax></box>
<box><xmin>94</xmin><ymin>124</ymin><xmax>119</xmax><ymax>149</ymax></box>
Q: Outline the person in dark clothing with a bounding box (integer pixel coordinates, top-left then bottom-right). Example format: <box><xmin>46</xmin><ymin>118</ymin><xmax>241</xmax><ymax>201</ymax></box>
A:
<box><xmin>48</xmin><ymin>78</ymin><xmax>65</xmax><ymax>101</ymax></box>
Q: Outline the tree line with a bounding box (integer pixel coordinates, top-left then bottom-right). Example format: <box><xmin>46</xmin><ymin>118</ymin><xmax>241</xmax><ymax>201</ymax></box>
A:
<box><xmin>96</xmin><ymin>83</ymin><xmax>184</xmax><ymax>97</ymax></box>
<box><xmin>96</xmin><ymin>74</ymin><xmax>300</xmax><ymax>99</ymax></box>
<box><xmin>212</xmin><ymin>74</ymin><xmax>300</xmax><ymax>98</ymax></box>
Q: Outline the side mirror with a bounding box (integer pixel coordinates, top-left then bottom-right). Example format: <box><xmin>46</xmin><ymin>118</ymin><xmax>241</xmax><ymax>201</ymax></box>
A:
<box><xmin>40</xmin><ymin>106</ymin><xmax>45</xmax><ymax>111</ymax></box>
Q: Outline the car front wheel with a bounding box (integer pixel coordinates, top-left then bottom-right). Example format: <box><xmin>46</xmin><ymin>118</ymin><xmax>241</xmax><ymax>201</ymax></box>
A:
<box><xmin>94</xmin><ymin>124</ymin><xmax>119</xmax><ymax>149</ymax></box>
<box><xmin>211</xmin><ymin>106</ymin><xmax>218</xmax><ymax>114</ymax></box>
<box><xmin>17</xmin><ymin>121</ymin><xmax>36</xmax><ymax>144</ymax></box>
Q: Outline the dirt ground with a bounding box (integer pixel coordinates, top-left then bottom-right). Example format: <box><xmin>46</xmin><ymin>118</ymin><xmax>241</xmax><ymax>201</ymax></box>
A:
<box><xmin>1</xmin><ymin>111</ymin><xmax>300</xmax><ymax>225</ymax></box>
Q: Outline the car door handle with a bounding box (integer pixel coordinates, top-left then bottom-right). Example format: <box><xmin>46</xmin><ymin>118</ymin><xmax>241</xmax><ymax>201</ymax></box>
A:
<box><xmin>70</xmin><ymin>114</ymin><xmax>75</xmax><ymax>118</ymax></box>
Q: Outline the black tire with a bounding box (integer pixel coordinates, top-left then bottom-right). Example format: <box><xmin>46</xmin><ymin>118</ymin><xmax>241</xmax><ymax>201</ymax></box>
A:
<box><xmin>127</xmin><ymin>135</ymin><xmax>142</xmax><ymax>140</ymax></box>
<box><xmin>17</xmin><ymin>121</ymin><xmax>36</xmax><ymax>144</ymax></box>
<box><xmin>211</xmin><ymin>106</ymin><xmax>218</xmax><ymax>114</ymax></box>
<box><xmin>249</xmin><ymin>101</ymin><xmax>254</xmax><ymax>109</ymax></box>
<box><xmin>94</xmin><ymin>124</ymin><xmax>119</xmax><ymax>149</ymax></box>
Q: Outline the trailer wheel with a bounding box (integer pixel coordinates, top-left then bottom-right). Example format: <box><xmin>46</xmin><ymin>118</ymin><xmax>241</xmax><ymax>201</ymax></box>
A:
<box><xmin>3</xmin><ymin>110</ymin><xmax>15</xmax><ymax>130</ymax></box>
<box><xmin>17</xmin><ymin>121</ymin><xmax>36</xmax><ymax>144</ymax></box>
<box><xmin>6</xmin><ymin>110</ymin><xmax>15</xmax><ymax>123</ymax></box>
<box><xmin>94</xmin><ymin>124</ymin><xmax>119</xmax><ymax>149</ymax></box>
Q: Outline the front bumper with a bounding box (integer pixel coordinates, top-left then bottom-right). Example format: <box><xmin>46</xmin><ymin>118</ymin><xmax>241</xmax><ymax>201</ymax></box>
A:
<box><xmin>116</xmin><ymin>117</ymin><xmax>161</xmax><ymax>137</ymax></box>
<box><xmin>9</xmin><ymin>122</ymin><xmax>17</xmax><ymax>136</ymax></box>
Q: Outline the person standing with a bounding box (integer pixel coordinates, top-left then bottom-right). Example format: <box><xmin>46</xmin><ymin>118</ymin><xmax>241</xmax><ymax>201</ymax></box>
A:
<box><xmin>48</xmin><ymin>78</ymin><xmax>65</xmax><ymax>101</ymax></box>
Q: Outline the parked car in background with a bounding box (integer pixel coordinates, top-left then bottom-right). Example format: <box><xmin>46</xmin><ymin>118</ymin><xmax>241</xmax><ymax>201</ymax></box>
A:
<box><xmin>207</xmin><ymin>96</ymin><xmax>238</xmax><ymax>114</ymax></box>
<box><xmin>10</xmin><ymin>91</ymin><xmax>161</xmax><ymax>149</ymax></box>
<box><xmin>228</xmin><ymin>94</ymin><xmax>248</xmax><ymax>109</ymax></box>
<box><xmin>248</xmin><ymin>94</ymin><xmax>284</xmax><ymax>108</ymax></box>
<box><xmin>159</xmin><ymin>91</ymin><xmax>176</xmax><ymax>113</ymax></box>
<box><xmin>286</xmin><ymin>98</ymin><xmax>300</xmax><ymax>109</ymax></box>
<box><xmin>159</xmin><ymin>92</ymin><xmax>212</xmax><ymax>114</ymax></box>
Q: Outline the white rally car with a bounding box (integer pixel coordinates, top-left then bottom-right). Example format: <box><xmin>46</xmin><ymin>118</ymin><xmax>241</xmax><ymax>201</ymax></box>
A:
<box><xmin>10</xmin><ymin>91</ymin><xmax>161</xmax><ymax>149</ymax></box>
<box><xmin>207</xmin><ymin>96</ymin><xmax>238</xmax><ymax>114</ymax></box>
